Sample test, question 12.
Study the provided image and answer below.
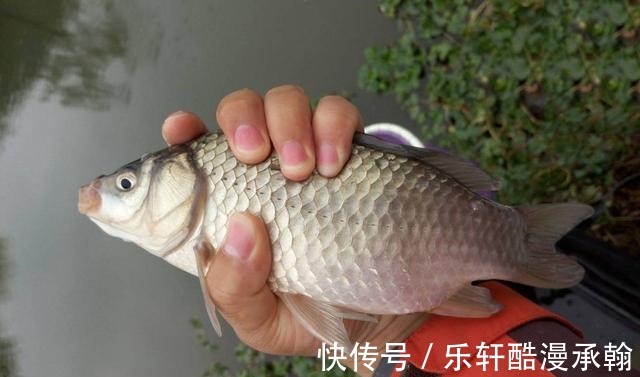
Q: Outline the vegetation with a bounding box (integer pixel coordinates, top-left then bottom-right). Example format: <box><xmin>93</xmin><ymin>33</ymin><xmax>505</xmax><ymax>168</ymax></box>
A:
<box><xmin>359</xmin><ymin>0</ymin><xmax>640</xmax><ymax>209</ymax></box>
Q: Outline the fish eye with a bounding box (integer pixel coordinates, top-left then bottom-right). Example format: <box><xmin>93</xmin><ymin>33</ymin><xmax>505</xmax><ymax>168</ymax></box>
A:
<box><xmin>116</xmin><ymin>172</ymin><xmax>136</xmax><ymax>191</ymax></box>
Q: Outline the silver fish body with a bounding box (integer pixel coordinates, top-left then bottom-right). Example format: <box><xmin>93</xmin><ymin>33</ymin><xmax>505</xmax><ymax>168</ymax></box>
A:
<box><xmin>79</xmin><ymin>131</ymin><xmax>592</xmax><ymax>346</ymax></box>
<box><xmin>188</xmin><ymin>133</ymin><xmax>524</xmax><ymax>314</ymax></box>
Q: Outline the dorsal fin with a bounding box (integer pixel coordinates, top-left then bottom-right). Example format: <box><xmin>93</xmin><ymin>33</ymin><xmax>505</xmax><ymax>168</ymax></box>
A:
<box><xmin>353</xmin><ymin>132</ymin><xmax>500</xmax><ymax>192</ymax></box>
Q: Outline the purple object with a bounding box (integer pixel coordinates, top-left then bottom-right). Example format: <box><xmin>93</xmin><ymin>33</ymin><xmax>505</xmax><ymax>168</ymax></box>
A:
<box><xmin>364</xmin><ymin>123</ymin><xmax>426</xmax><ymax>148</ymax></box>
<box><xmin>364</xmin><ymin>123</ymin><xmax>494</xmax><ymax>199</ymax></box>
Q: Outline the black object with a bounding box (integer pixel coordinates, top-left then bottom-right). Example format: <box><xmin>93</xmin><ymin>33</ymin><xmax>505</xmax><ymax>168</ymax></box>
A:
<box><xmin>558</xmin><ymin>229</ymin><xmax>640</xmax><ymax>333</ymax></box>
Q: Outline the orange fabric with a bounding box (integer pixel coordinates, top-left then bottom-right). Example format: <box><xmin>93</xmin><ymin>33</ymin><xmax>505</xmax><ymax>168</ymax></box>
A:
<box><xmin>401</xmin><ymin>282</ymin><xmax>582</xmax><ymax>376</ymax></box>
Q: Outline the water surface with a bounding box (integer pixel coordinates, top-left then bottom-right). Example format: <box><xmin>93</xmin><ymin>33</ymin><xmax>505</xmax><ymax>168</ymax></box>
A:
<box><xmin>0</xmin><ymin>1</ymin><xmax>409</xmax><ymax>376</ymax></box>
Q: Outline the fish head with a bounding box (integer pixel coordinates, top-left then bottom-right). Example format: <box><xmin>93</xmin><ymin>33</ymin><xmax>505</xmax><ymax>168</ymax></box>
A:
<box><xmin>78</xmin><ymin>146</ymin><xmax>206</xmax><ymax>256</ymax></box>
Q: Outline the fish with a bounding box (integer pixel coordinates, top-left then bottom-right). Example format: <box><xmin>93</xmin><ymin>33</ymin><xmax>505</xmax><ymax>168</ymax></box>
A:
<box><xmin>78</xmin><ymin>131</ymin><xmax>593</xmax><ymax>349</ymax></box>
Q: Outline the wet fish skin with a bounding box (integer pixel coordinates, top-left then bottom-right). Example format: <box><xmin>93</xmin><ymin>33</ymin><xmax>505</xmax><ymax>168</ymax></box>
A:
<box><xmin>79</xmin><ymin>130</ymin><xmax>592</xmax><ymax>347</ymax></box>
<box><xmin>185</xmin><ymin>132</ymin><xmax>524</xmax><ymax>315</ymax></box>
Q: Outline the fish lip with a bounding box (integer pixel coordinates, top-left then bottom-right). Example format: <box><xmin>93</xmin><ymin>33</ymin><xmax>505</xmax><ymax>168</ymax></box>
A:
<box><xmin>78</xmin><ymin>179</ymin><xmax>102</xmax><ymax>215</ymax></box>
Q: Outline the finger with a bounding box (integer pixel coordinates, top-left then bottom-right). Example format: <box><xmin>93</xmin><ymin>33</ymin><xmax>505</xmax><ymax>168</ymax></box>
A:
<box><xmin>264</xmin><ymin>85</ymin><xmax>315</xmax><ymax>181</ymax></box>
<box><xmin>204</xmin><ymin>213</ymin><xmax>282</xmax><ymax>350</ymax></box>
<box><xmin>313</xmin><ymin>96</ymin><xmax>363</xmax><ymax>177</ymax></box>
<box><xmin>161</xmin><ymin>111</ymin><xmax>208</xmax><ymax>146</ymax></box>
<box><xmin>207</xmin><ymin>213</ymin><xmax>274</xmax><ymax>334</ymax></box>
<box><xmin>206</xmin><ymin>213</ymin><xmax>318</xmax><ymax>355</ymax></box>
<box><xmin>216</xmin><ymin>89</ymin><xmax>271</xmax><ymax>164</ymax></box>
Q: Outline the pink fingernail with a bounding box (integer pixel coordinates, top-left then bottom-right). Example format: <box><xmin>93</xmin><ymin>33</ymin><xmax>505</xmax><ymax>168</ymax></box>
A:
<box><xmin>317</xmin><ymin>143</ymin><xmax>339</xmax><ymax>176</ymax></box>
<box><xmin>223</xmin><ymin>216</ymin><xmax>254</xmax><ymax>261</ymax></box>
<box><xmin>234</xmin><ymin>124</ymin><xmax>264</xmax><ymax>153</ymax></box>
<box><xmin>281</xmin><ymin>140</ymin><xmax>308</xmax><ymax>166</ymax></box>
<box><xmin>318</xmin><ymin>143</ymin><xmax>338</xmax><ymax>165</ymax></box>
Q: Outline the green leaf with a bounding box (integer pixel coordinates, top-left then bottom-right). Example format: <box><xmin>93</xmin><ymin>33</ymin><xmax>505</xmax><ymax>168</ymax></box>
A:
<box><xmin>511</xmin><ymin>25</ymin><xmax>531</xmax><ymax>52</ymax></box>
<box><xmin>357</xmin><ymin>0</ymin><xmax>639</xmax><ymax>208</ymax></box>
<box><xmin>619</xmin><ymin>59</ymin><xmax>640</xmax><ymax>81</ymax></box>
<box><xmin>603</xmin><ymin>2</ymin><xmax>628</xmax><ymax>25</ymax></box>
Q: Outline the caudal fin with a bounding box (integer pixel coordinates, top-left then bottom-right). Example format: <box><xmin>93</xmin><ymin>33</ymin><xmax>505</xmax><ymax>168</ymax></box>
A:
<box><xmin>513</xmin><ymin>203</ymin><xmax>594</xmax><ymax>289</ymax></box>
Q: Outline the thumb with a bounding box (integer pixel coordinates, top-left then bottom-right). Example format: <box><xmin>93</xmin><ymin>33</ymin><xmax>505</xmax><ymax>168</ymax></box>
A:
<box><xmin>206</xmin><ymin>212</ymin><xmax>279</xmax><ymax>347</ymax></box>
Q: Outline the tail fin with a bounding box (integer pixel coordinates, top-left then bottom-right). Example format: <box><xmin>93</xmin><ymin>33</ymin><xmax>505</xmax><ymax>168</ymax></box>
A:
<box><xmin>513</xmin><ymin>203</ymin><xmax>594</xmax><ymax>288</ymax></box>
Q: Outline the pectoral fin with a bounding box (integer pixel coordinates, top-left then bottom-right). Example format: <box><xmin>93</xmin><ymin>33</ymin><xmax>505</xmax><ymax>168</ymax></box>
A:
<box><xmin>193</xmin><ymin>238</ymin><xmax>222</xmax><ymax>336</ymax></box>
<box><xmin>431</xmin><ymin>285</ymin><xmax>502</xmax><ymax>318</ymax></box>
<box><xmin>279</xmin><ymin>293</ymin><xmax>354</xmax><ymax>350</ymax></box>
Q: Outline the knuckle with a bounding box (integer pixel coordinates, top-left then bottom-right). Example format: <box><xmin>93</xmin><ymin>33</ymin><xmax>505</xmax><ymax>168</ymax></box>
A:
<box><xmin>212</xmin><ymin>292</ymin><xmax>262</xmax><ymax>328</ymax></box>
<box><xmin>209</xmin><ymin>285</ymin><xmax>239</xmax><ymax>309</ymax></box>
<box><xmin>238</xmin><ymin>309</ymin><xmax>279</xmax><ymax>347</ymax></box>
<box><xmin>216</xmin><ymin>89</ymin><xmax>262</xmax><ymax>122</ymax></box>
<box><xmin>238</xmin><ymin>309</ymin><xmax>287</xmax><ymax>354</ymax></box>
<box><xmin>315</xmin><ymin>99</ymin><xmax>361</xmax><ymax>131</ymax></box>
<box><xmin>266</xmin><ymin>84</ymin><xmax>308</xmax><ymax>100</ymax></box>
<box><xmin>317</xmin><ymin>94</ymin><xmax>349</xmax><ymax>106</ymax></box>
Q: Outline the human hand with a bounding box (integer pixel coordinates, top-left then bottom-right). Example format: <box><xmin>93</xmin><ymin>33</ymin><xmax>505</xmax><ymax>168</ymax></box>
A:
<box><xmin>161</xmin><ymin>86</ymin><xmax>427</xmax><ymax>375</ymax></box>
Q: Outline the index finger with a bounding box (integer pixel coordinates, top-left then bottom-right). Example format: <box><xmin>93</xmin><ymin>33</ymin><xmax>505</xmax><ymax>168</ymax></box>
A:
<box><xmin>161</xmin><ymin>111</ymin><xmax>208</xmax><ymax>146</ymax></box>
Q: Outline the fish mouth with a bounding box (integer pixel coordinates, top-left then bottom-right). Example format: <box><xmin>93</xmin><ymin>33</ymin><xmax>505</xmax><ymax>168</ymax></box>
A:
<box><xmin>78</xmin><ymin>179</ymin><xmax>102</xmax><ymax>215</ymax></box>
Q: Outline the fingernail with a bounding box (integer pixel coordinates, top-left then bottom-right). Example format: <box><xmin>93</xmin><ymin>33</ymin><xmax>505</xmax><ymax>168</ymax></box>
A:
<box><xmin>281</xmin><ymin>140</ymin><xmax>308</xmax><ymax>167</ymax></box>
<box><xmin>317</xmin><ymin>143</ymin><xmax>339</xmax><ymax>176</ymax></box>
<box><xmin>234</xmin><ymin>124</ymin><xmax>264</xmax><ymax>154</ymax></box>
<box><xmin>223</xmin><ymin>216</ymin><xmax>254</xmax><ymax>261</ymax></box>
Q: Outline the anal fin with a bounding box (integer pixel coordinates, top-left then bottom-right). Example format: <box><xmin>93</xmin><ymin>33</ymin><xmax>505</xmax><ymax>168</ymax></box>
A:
<box><xmin>348</xmin><ymin>312</ymin><xmax>427</xmax><ymax>345</ymax></box>
<box><xmin>279</xmin><ymin>293</ymin><xmax>355</xmax><ymax>351</ymax></box>
<box><xmin>194</xmin><ymin>238</ymin><xmax>222</xmax><ymax>336</ymax></box>
<box><xmin>335</xmin><ymin>308</ymin><xmax>378</xmax><ymax>323</ymax></box>
<box><xmin>431</xmin><ymin>285</ymin><xmax>502</xmax><ymax>318</ymax></box>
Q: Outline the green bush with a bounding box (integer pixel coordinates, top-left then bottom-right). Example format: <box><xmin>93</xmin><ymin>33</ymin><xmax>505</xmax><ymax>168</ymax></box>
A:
<box><xmin>359</xmin><ymin>0</ymin><xmax>640</xmax><ymax>206</ymax></box>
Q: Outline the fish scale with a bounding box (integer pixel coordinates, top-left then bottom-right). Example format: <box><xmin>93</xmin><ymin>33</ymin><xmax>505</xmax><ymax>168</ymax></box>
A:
<box><xmin>188</xmin><ymin>132</ymin><xmax>525</xmax><ymax>314</ymax></box>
